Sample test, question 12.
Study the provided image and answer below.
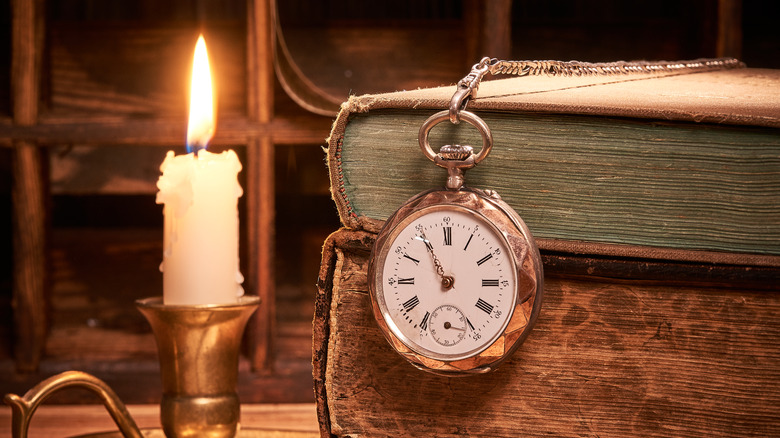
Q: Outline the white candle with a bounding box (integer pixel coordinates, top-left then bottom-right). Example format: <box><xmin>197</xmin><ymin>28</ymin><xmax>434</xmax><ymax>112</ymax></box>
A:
<box><xmin>155</xmin><ymin>35</ymin><xmax>244</xmax><ymax>305</ymax></box>
<box><xmin>156</xmin><ymin>150</ymin><xmax>243</xmax><ymax>305</ymax></box>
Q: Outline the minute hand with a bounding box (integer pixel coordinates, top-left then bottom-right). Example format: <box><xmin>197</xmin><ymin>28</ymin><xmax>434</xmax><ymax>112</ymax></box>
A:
<box><xmin>418</xmin><ymin>232</ymin><xmax>455</xmax><ymax>290</ymax></box>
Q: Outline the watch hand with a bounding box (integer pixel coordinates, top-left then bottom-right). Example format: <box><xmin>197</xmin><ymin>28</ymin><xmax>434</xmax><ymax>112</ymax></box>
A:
<box><xmin>444</xmin><ymin>323</ymin><xmax>465</xmax><ymax>332</ymax></box>
<box><xmin>417</xmin><ymin>233</ymin><xmax>454</xmax><ymax>290</ymax></box>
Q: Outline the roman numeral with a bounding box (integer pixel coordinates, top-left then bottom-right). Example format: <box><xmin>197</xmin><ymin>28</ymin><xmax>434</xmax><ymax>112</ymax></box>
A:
<box><xmin>475</xmin><ymin>298</ymin><xmax>494</xmax><ymax>314</ymax></box>
<box><xmin>420</xmin><ymin>311</ymin><xmax>431</xmax><ymax>331</ymax></box>
<box><xmin>443</xmin><ymin>227</ymin><xmax>452</xmax><ymax>246</ymax></box>
<box><xmin>482</xmin><ymin>279</ymin><xmax>499</xmax><ymax>287</ymax></box>
<box><xmin>476</xmin><ymin>253</ymin><xmax>493</xmax><ymax>266</ymax></box>
<box><xmin>403</xmin><ymin>254</ymin><xmax>420</xmax><ymax>265</ymax></box>
<box><xmin>398</xmin><ymin>277</ymin><xmax>415</xmax><ymax>285</ymax></box>
<box><xmin>463</xmin><ymin>234</ymin><xmax>473</xmax><ymax>251</ymax></box>
<box><xmin>402</xmin><ymin>295</ymin><xmax>420</xmax><ymax>311</ymax></box>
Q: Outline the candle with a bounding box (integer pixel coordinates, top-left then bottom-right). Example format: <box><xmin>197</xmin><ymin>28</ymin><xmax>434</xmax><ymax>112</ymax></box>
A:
<box><xmin>155</xmin><ymin>35</ymin><xmax>244</xmax><ymax>305</ymax></box>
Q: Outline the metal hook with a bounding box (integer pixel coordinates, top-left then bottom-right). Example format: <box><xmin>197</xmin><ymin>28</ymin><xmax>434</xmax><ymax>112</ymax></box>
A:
<box><xmin>448</xmin><ymin>57</ymin><xmax>496</xmax><ymax>124</ymax></box>
<box><xmin>4</xmin><ymin>371</ymin><xmax>143</xmax><ymax>438</ymax></box>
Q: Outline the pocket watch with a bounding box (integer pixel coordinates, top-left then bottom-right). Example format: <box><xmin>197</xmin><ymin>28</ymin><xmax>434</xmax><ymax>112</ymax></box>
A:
<box><xmin>367</xmin><ymin>109</ymin><xmax>544</xmax><ymax>376</ymax></box>
<box><xmin>366</xmin><ymin>55</ymin><xmax>743</xmax><ymax>375</ymax></box>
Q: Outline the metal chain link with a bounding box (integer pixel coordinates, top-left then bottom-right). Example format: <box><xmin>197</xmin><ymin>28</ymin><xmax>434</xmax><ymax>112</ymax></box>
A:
<box><xmin>450</xmin><ymin>56</ymin><xmax>745</xmax><ymax>123</ymax></box>
<box><xmin>488</xmin><ymin>57</ymin><xmax>744</xmax><ymax>77</ymax></box>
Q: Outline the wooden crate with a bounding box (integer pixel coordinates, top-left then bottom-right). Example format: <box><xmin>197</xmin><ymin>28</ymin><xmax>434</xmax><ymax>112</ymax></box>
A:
<box><xmin>314</xmin><ymin>229</ymin><xmax>780</xmax><ymax>437</ymax></box>
<box><xmin>1</xmin><ymin>0</ymin><xmax>507</xmax><ymax>376</ymax></box>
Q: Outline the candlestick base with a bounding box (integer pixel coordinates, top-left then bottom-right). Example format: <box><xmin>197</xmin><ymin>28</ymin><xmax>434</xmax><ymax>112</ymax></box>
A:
<box><xmin>3</xmin><ymin>296</ymin><xmax>259</xmax><ymax>438</ymax></box>
<box><xmin>136</xmin><ymin>296</ymin><xmax>260</xmax><ymax>438</ymax></box>
<box><xmin>4</xmin><ymin>371</ymin><xmax>144</xmax><ymax>438</ymax></box>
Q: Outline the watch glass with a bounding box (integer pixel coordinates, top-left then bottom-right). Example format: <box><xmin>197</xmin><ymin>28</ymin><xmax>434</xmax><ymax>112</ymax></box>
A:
<box><xmin>374</xmin><ymin>204</ymin><xmax>518</xmax><ymax>361</ymax></box>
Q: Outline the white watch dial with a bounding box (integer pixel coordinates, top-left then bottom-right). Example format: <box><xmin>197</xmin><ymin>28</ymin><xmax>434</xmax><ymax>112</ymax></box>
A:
<box><xmin>376</xmin><ymin>205</ymin><xmax>517</xmax><ymax>361</ymax></box>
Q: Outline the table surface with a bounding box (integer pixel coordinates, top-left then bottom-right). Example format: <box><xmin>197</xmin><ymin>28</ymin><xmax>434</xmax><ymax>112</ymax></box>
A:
<box><xmin>0</xmin><ymin>403</ymin><xmax>319</xmax><ymax>438</ymax></box>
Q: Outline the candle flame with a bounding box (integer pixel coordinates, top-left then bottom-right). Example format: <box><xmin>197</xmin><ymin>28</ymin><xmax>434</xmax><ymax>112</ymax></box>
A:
<box><xmin>187</xmin><ymin>35</ymin><xmax>215</xmax><ymax>154</ymax></box>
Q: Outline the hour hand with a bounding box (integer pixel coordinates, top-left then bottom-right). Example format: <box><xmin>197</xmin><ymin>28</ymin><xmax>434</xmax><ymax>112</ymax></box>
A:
<box><xmin>417</xmin><ymin>232</ymin><xmax>454</xmax><ymax>290</ymax></box>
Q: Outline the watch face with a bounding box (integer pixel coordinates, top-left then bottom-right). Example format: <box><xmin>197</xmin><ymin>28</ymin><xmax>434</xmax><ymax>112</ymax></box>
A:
<box><xmin>373</xmin><ymin>204</ymin><xmax>518</xmax><ymax>362</ymax></box>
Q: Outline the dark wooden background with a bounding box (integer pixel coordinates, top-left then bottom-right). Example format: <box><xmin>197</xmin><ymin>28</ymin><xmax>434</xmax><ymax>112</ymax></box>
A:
<box><xmin>0</xmin><ymin>0</ymin><xmax>778</xmax><ymax>405</ymax></box>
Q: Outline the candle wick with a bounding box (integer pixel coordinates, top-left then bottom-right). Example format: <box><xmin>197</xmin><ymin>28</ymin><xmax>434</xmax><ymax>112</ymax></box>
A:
<box><xmin>189</xmin><ymin>143</ymin><xmax>206</xmax><ymax>157</ymax></box>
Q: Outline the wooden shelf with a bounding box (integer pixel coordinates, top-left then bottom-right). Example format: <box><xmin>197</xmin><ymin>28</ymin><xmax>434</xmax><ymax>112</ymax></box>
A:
<box><xmin>0</xmin><ymin>113</ymin><xmax>332</xmax><ymax>146</ymax></box>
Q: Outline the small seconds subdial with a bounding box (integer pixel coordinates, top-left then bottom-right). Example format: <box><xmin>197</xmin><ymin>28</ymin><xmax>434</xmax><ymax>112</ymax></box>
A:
<box><xmin>376</xmin><ymin>204</ymin><xmax>517</xmax><ymax>361</ymax></box>
<box><xmin>429</xmin><ymin>304</ymin><xmax>467</xmax><ymax>346</ymax></box>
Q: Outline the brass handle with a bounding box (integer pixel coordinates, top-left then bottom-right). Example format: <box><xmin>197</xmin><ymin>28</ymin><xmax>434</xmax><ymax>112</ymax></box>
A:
<box><xmin>4</xmin><ymin>371</ymin><xmax>143</xmax><ymax>438</ymax></box>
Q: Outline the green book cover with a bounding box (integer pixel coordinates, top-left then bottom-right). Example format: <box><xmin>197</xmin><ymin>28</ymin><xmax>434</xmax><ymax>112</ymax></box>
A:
<box><xmin>327</xmin><ymin>68</ymin><xmax>780</xmax><ymax>266</ymax></box>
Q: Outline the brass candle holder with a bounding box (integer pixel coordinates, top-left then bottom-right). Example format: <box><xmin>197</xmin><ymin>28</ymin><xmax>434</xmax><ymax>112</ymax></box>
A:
<box><xmin>136</xmin><ymin>295</ymin><xmax>260</xmax><ymax>437</ymax></box>
<box><xmin>4</xmin><ymin>295</ymin><xmax>260</xmax><ymax>438</ymax></box>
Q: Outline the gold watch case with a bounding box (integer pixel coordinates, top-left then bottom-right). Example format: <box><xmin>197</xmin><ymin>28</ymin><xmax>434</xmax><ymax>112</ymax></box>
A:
<box><xmin>368</xmin><ymin>186</ymin><xmax>544</xmax><ymax>376</ymax></box>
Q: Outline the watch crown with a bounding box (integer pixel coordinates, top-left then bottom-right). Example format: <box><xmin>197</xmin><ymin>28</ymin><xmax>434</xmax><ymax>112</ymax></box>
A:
<box><xmin>438</xmin><ymin>144</ymin><xmax>473</xmax><ymax>161</ymax></box>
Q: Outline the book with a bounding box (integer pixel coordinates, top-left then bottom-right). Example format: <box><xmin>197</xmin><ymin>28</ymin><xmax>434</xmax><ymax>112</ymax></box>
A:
<box><xmin>314</xmin><ymin>228</ymin><xmax>780</xmax><ymax>437</ymax></box>
<box><xmin>327</xmin><ymin>67</ymin><xmax>780</xmax><ymax>267</ymax></box>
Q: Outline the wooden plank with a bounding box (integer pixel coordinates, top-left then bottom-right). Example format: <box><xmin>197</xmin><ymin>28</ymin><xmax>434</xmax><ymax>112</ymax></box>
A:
<box><xmin>271</xmin><ymin>25</ymin><xmax>466</xmax><ymax>99</ymax></box>
<box><xmin>46</xmin><ymin>23</ymin><xmax>245</xmax><ymax>117</ymax></box>
<box><xmin>245</xmin><ymin>0</ymin><xmax>278</xmax><ymax>373</ymax></box>
<box><xmin>479</xmin><ymin>0</ymin><xmax>513</xmax><ymax>60</ymax></box>
<box><xmin>11</xmin><ymin>0</ymin><xmax>46</xmax><ymax>373</ymax></box>
<box><xmin>42</xmin><ymin>21</ymin><xmax>469</xmax><ymax>119</ymax></box>
<box><xmin>717</xmin><ymin>0</ymin><xmax>742</xmax><ymax>59</ymax></box>
<box><xmin>464</xmin><ymin>0</ymin><xmax>512</xmax><ymax>63</ymax></box>
<box><xmin>0</xmin><ymin>404</ymin><xmax>160</xmax><ymax>438</ymax></box>
<box><xmin>0</xmin><ymin>115</ymin><xmax>332</xmax><ymax>147</ymax></box>
<box><xmin>0</xmin><ymin>404</ymin><xmax>319</xmax><ymax>437</ymax></box>
<box><xmin>11</xmin><ymin>0</ymin><xmax>42</xmax><ymax>126</ymax></box>
<box><xmin>315</xmin><ymin>229</ymin><xmax>780</xmax><ymax>437</ymax></box>
<box><xmin>246</xmin><ymin>136</ymin><xmax>277</xmax><ymax>373</ymax></box>
<box><xmin>10</xmin><ymin>141</ymin><xmax>47</xmax><ymax>373</ymax></box>
<box><xmin>247</xmin><ymin>0</ymin><xmax>275</xmax><ymax>125</ymax></box>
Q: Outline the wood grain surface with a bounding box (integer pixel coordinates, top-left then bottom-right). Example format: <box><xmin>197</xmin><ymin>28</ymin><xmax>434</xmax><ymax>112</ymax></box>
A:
<box><xmin>314</xmin><ymin>229</ymin><xmax>780</xmax><ymax>437</ymax></box>
<box><xmin>0</xmin><ymin>403</ymin><xmax>319</xmax><ymax>438</ymax></box>
<box><xmin>11</xmin><ymin>0</ymin><xmax>47</xmax><ymax>372</ymax></box>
